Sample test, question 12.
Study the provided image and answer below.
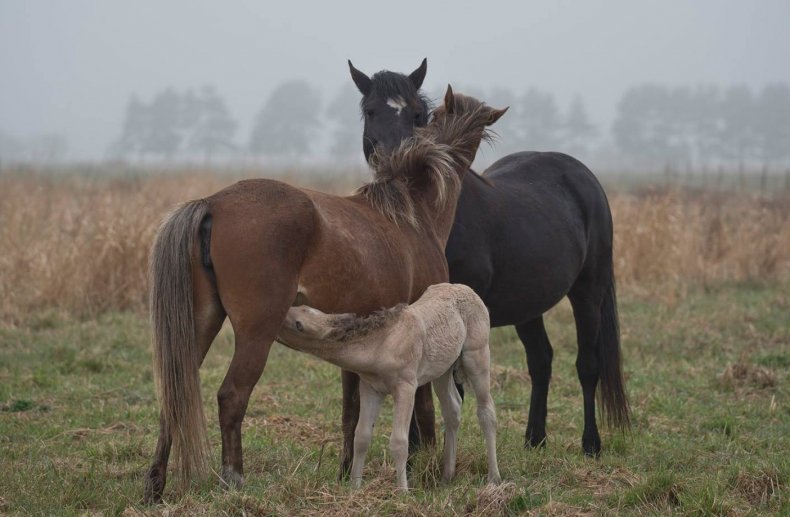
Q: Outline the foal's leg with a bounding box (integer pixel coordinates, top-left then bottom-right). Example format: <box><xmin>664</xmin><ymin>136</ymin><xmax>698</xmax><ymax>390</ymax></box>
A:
<box><xmin>516</xmin><ymin>317</ymin><xmax>554</xmax><ymax>449</ymax></box>
<box><xmin>350</xmin><ymin>381</ymin><xmax>384</xmax><ymax>488</ymax></box>
<box><xmin>568</xmin><ymin>287</ymin><xmax>604</xmax><ymax>457</ymax></box>
<box><xmin>391</xmin><ymin>383</ymin><xmax>418</xmax><ymax>491</ymax></box>
<box><xmin>462</xmin><ymin>344</ymin><xmax>500</xmax><ymax>484</ymax></box>
<box><xmin>433</xmin><ymin>370</ymin><xmax>462</xmax><ymax>483</ymax></box>
<box><xmin>144</xmin><ymin>267</ymin><xmax>225</xmax><ymax>503</ymax></box>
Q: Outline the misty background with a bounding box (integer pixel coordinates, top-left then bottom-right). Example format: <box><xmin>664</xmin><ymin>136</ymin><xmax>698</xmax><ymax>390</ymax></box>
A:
<box><xmin>2</xmin><ymin>1</ymin><xmax>789</xmax><ymax>173</ymax></box>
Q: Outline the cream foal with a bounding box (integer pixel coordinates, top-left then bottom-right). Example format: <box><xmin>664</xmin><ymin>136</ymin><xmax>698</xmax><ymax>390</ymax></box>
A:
<box><xmin>276</xmin><ymin>283</ymin><xmax>500</xmax><ymax>491</ymax></box>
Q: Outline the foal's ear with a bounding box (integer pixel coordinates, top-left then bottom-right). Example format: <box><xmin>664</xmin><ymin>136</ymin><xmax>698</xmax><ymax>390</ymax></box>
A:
<box><xmin>408</xmin><ymin>58</ymin><xmax>428</xmax><ymax>89</ymax></box>
<box><xmin>444</xmin><ymin>84</ymin><xmax>455</xmax><ymax>114</ymax></box>
<box><xmin>348</xmin><ymin>60</ymin><xmax>372</xmax><ymax>96</ymax></box>
<box><xmin>485</xmin><ymin>106</ymin><xmax>509</xmax><ymax>126</ymax></box>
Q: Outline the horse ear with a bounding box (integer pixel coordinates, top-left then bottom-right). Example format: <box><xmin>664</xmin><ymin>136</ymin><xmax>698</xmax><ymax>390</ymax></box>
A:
<box><xmin>486</xmin><ymin>106</ymin><xmax>509</xmax><ymax>126</ymax></box>
<box><xmin>444</xmin><ymin>84</ymin><xmax>455</xmax><ymax>114</ymax></box>
<box><xmin>348</xmin><ymin>60</ymin><xmax>372</xmax><ymax>96</ymax></box>
<box><xmin>408</xmin><ymin>58</ymin><xmax>427</xmax><ymax>89</ymax></box>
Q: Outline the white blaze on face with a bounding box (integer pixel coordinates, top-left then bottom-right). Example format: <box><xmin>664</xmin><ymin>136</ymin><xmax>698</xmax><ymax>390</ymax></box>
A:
<box><xmin>387</xmin><ymin>97</ymin><xmax>407</xmax><ymax>116</ymax></box>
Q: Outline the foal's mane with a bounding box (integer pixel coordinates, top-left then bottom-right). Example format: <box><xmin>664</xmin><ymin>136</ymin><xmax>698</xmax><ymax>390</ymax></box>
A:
<box><xmin>357</xmin><ymin>97</ymin><xmax>495</xmax><ymax>227</ymax></box>
<box><xmin>325</xmin><ymin>304</ymin><xmax>408</xmax><ymax>343</ymax></box>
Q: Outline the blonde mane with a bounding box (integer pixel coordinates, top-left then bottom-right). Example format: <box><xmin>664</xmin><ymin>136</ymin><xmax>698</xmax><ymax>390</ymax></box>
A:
<box><xmin>324</xmin><ymin>303</ymin><xmax>408</xmax><ymax>342</ymax></box>
<box><xmin>356</xmin><ymin>97</ymin><xmax>496</xmax><ymax>227</ymax></box>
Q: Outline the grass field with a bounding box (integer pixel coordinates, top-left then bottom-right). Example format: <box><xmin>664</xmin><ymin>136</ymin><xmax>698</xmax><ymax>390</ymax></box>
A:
<box><xmin>1</xmin><ymin>282</ymin><xmax>788</xmax><ymax>515</ymax></box>
<box><xmin>0</xmin><ymin>169</ymin><xmax>788</xmax><ymax>515</ymax></box>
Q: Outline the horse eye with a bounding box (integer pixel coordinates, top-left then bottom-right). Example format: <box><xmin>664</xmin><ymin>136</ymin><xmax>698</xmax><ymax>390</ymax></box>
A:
<box><xmin>295</xmin><ymin>321</ymin><xmax>304</xmax><ymax>332</ymax></box>
<box><xmin>414</xmin><ymin>112</ymin><xmax>422</xmax><ymax>122</ymax></box>
<box><xmin>365</xmin><ymin>109</ymin><xmax>375</xmax><ymax>118</ymax></box>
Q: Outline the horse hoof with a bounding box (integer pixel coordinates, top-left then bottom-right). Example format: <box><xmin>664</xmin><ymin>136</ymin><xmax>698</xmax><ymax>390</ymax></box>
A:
<box><xmin>526</xmin><ymin>434</ymin><xmax>547</xmax><ymax>449</ymax></box>
<box><xmin>351</xmin><ymin>477</ymin><xmax>363</xmax><ymax>489</ymax></box>
<box><xmin>487</xmin><ymin>475</ymin><xmax>502</xmax><ymax>485</ymax></box>
<box><xmin>337</xmin><ymin>456</ymin><xmax>352</xmax><ymax>482</ymax></box>
<box><xmin>582</xmin><ymin>438</ymin><xmax>602</xmax><ymax>458</ymax></box>
<box><xmin>221</xmin><ymin>466</ymin><xmax>244</xmax><ymax>489</ymax></box>
<box><xmin>143</xmin><ymin>468</ymin><xmax>164</xmax><ymax>504</ymax></box>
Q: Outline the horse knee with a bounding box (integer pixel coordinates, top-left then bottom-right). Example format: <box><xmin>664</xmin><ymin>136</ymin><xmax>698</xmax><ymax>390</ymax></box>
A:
<box><xmin>354</xmin><ymin>428</ymin><xmax>372</xmax><ymax>449</ymax></box>
<box><xmin>575</xmin><ymin>355</ymin><xmax>599</xmax><ymax>384</ymax></box>
<box><xmin>390</xmin><ymin>435</ymin><xmax>408</xmax><ymax>459</ymax></box>
<box><xmin>217</xmin><ymin>385</ymin><xmax>246</xmax><ymax>425</ymax></box>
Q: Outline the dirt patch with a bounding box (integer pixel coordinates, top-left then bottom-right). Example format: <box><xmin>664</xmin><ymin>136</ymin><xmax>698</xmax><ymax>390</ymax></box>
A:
<box><xmin>733</xmin><ymin>466</ymin><xmax>784</xmax><ymax>506</ymax></box>
<box><xmin>718</xmin><ymin>360</ymin><xmax>776</xmax><ymax>389</ymax></box>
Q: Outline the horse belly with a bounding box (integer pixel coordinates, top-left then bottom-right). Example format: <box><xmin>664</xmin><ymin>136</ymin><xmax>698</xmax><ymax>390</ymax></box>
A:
<box><xmin>485</xmin><ymin>226</ymin><xmax>584</xmax><ymax>327</ymax></box>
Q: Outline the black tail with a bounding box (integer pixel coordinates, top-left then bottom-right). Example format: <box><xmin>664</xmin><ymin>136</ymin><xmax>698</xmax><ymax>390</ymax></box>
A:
<box><xmin>598</xmin><ymin>271</ymin><xmax>630</xmax><ymax>430</ymax></box>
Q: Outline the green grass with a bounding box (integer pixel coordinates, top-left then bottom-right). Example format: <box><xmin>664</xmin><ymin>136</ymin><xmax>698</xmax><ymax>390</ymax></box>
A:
<box><xmin>1</xmin><ymin>283</ymin><xmax>788</xmax><ymax>515</ymax></box>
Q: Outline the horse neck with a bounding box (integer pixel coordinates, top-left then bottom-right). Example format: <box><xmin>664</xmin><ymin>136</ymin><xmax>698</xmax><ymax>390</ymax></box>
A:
<box><xmin>412</xmin><ymin>168</ymin><xmax>466</xmax><ymax>245</ymax></box>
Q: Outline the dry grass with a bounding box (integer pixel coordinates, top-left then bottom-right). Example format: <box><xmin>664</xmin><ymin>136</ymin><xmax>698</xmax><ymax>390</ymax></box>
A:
<box><xmin>612</xmin><ymin>187</ymin><xmax>790</xmax><ymax>304</ymax></box>
<box><xmin>1</xmin><ymin>170</ymin><xmax>789</xmax><ymax>323</ymax></box>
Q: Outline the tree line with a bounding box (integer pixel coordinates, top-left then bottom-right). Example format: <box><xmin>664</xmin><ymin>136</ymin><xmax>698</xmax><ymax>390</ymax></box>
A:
<box><xmin>109</xmin><ymin>81</ymin><xmax>790</xmax><ymax>168</ymax></box>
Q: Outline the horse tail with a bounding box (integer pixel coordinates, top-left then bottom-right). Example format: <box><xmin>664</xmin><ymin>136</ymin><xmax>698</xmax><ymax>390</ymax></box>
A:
<box><xmin>598</xmin><ymin>269</ymin><xmax>630</xmax><ymax>431</ymax></box>
<box><xmin>150</xmin><ymin>199</ymin><xmax>211</xmax><ymax>487</ymax></box>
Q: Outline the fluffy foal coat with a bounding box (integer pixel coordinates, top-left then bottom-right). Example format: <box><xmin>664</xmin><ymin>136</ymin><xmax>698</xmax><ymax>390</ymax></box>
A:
<box><xmin>277</xmin><ymin>283</ymin><xmax>500</xmax><ymax>490</ymax></box>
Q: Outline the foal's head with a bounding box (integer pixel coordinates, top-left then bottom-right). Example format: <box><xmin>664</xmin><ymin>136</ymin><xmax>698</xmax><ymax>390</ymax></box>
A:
<box><xmin>282</xmin><ymin>304</ymin><xmax>407</xmax><ymax>343</ymax></box>
<box><xmin>348</xmin><ymin>59</ymin><xmax>431</xmax><ymax>161</ymax></box>
<box><xmin>281</xmin><ymin>305</ymin><xmax>338</xmax><ymax>340</ymax></box>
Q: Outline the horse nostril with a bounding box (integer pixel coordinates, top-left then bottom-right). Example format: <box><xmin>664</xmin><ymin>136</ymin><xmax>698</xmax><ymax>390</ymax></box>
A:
<box><xmin>295</xmin><ymin>321</ymin><xmax>304</xmax><ymax>332</ymax></box>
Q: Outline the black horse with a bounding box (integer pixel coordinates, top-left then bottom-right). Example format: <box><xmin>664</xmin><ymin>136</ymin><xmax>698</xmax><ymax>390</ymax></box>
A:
<box><xmin>347</xmin><ymin>59</ymin><xmax>630</xmax><ymax>461</ymax></box>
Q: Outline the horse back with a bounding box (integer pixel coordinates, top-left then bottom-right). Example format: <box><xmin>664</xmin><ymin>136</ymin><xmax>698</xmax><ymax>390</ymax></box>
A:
<box><xmin>447</xmin><ymin>152</ymin><xmax>612</xmax><ymax>326</ymax></box>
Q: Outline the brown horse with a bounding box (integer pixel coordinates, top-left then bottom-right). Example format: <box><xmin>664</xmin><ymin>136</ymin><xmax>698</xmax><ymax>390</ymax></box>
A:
<box><xmin>143</xmin><ymin>86</ymin><xmax>507</xmax><ymax>502</ymax></box>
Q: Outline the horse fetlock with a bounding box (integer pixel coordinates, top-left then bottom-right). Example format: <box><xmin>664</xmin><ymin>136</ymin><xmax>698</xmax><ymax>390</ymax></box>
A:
<box><xmin>351</xmin><ymin>477</ymin><xmax>363</xmax><ymax>489</ymax></box>
<box><xmin>143</xmin><ymin>466</ymin><xmax>165</xmax><ymax>504</ymax></box>
<box><xmin>526</xmin><ymin>428</ymin><xmax>547</xmax><ymax>449</ymax></box>
<box><xmin>582</xmin><ymin>433</ymin><xmax>602</xmax><ymax>458</ymax></box>
<box><xmin>220</xmin><ymin>465</ymin><xmax>244</xmax><ymax>489</ymax></box>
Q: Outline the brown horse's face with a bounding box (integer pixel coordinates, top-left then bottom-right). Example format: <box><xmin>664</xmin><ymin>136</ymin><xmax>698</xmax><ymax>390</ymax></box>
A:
<box><xmin>431</xmin><ymin>86</ymin><xmax>509</xmax><ymax>160</ymax></box>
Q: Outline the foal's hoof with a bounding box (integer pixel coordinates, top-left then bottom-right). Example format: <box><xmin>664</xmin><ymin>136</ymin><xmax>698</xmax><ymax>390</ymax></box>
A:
<box><xmin>220</xmin><ymin>466</ymin><xmax>244</xmax><ymax>489</ymax></box>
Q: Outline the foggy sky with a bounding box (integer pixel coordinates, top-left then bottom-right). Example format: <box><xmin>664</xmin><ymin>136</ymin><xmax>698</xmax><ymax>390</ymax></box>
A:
<box><xmin>2</xmin><ymin>0</ymin><xmax>789</xmax><ymax>160</ymax></box>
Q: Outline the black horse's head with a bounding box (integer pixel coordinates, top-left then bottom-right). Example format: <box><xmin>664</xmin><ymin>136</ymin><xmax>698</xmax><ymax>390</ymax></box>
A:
<box><xmin>348</xmin><ymin>58</ymin><xmax>431</xmax><ymax>162</ymax></box>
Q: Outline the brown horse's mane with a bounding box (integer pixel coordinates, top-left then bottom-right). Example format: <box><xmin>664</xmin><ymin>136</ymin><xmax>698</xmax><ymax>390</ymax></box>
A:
<box><xmin>356</xmin><ymin>97</ymin><xmax>495</xmax><ymax>227</ymax></box>
<box><xmin>324</xmin><ymin>303</ymin><xmax>408</xmax><ymax>342</ymax></box>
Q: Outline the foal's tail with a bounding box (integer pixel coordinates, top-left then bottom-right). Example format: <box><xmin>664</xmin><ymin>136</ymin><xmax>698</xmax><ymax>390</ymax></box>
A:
<box><xmin>150</xmin><ymin>199</ymin><xmax>211</xmax><ymax>486</ymax></box>
<box><xmin>598</xmin><ymin>270</ymin><xmax>630</xmax><ymax>431</ymax></box>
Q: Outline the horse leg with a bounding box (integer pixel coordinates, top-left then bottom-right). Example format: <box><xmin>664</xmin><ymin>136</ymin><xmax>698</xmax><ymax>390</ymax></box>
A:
<box><xmin>411</xmin><ymin>383</ymin><xmax>437</xmax><ymax>451</ymax></box>
<box><xmin>144</xmin><ymin>264</ymin><xmax>225</xmax><ymax>503</ymax></box>
<box><xmin>214</xmin><ymin>275</ymin><xmax>296</xmax><ymax>487</ymax></box>
<box><xmin>339</xmin><ymin>370</ymin><xmax>360</xmax><ymax>480</ymax></box>
<box><xmin>462</xmin><ymin>343</ymin><xmax>500</xmax><ymax>484</ymax></box>
<box><xmin>391</xmin><ymin>383</ymin><xmax>417</xmax><ymax>491</ymax></box>
<box><xmin>516</xmin><ymin>318</ymin><xmax>553</xmax><ymax>449</ymax></box>
<box><xmin>568</xmin><ymin>288</ymin><xmax>603</xmax><ymax>457</ymax></box>
<box><xmin>433</xmin><ymin>370</ymin><xmax>461</xmax><ymax>483</ymax></box>
<box><xmin>350</xmin><ymin>381</ymin><xmax>384</xmax><ymax>488</ymax></box>
<box><xmin>216</xmin><ymin>314</ymin><xmax>287</xmax><ymax>487</ymax></box>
